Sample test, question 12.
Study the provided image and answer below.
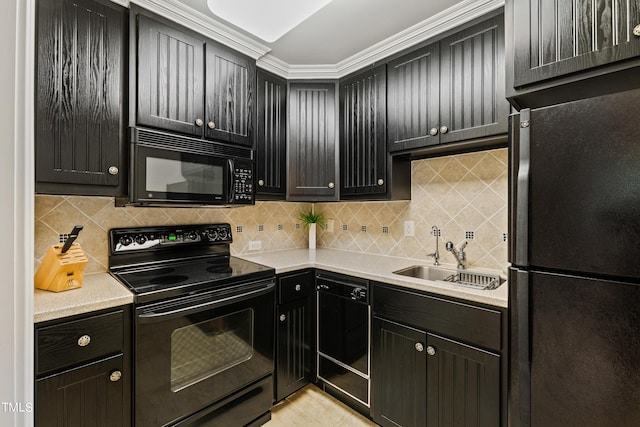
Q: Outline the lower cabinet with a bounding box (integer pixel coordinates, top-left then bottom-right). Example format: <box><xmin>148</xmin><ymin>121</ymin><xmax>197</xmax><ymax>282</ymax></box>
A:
<box><xmin>275</xmin><ymin>270</ymin><xmax>315</xmax><ymax>401</ymax></box>
<box><xmin>34</xmin><ymin>306</ymin><xmax>131</xmax><ymax>427</ymax></box>
<box><xmin>371</xmin><ymin>282</ymin><xmax>504</xmax><ymax>427</ymax></box>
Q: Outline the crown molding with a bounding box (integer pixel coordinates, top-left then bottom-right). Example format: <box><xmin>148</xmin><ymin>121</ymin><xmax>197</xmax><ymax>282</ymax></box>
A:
<box><xmin>123</xmin><ymin>0</ymin><xmax>504</xmax><ymax>80</ymax></box>
<box><xmin>129</xmin><ymin>0</ymin><xmax>271</xmax><ymax>59</ymax></box>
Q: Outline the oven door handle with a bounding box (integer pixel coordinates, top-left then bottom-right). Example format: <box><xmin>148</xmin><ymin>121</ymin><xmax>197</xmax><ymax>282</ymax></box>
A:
<box><xmin>137</xmin><ymin>280</ymin><xmax>275</xmax><ymax>323</ymax></box>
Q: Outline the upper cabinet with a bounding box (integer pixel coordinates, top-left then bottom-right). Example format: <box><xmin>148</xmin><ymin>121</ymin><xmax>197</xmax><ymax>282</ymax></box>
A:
<box><xmin>339</xmin><ymin>65</ymin><xmax>410</xmax><ymax>200</ymax></box>
<box><xmin>506</xmin><ymin>0</ymin><xmax>640</xmax><ymax>107</ymax></box>
<box><xmin>388</xmin><ymin>14</ymin><xmax>509</xmax><ymax>154</ymax></box>
<box><xmin>35</xmin><ymin>0</ymin><xmax>127</xmax><ymax>196</ymax></box>
<box><xmin>256</xmin><ymin>69</ymin><xmax>287</xmax><ymax>199</ymax></box>
<box><xmin>132</xmin><ymin>7</ymin><xmax>255</xmax><ymax>147</ymax></box>
<box><xmin>287</xmin><ymin>82</ymin><xmax>338</xmax><ymax>201</ymax></box>
<box><xmin>511</xmin><ymin>0</ymin><xmax>640</xmax><ymax>88</ymax></box>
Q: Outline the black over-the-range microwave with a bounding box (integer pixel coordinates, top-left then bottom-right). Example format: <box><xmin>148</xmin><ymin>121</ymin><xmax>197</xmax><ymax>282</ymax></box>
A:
<box><xmin>128</xmin><ymin>127</ymin><xmax>254</xmax><ymax>206</ymax></box>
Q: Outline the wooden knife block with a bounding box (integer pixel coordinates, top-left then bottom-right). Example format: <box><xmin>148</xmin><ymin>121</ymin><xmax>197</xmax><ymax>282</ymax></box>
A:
<box><xmin>35</xmin><ymin>244</ymin><xmax>88</xmax><ymax>292</ymax></box>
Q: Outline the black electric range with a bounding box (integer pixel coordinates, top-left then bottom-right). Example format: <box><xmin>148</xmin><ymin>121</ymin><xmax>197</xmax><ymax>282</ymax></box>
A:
<box><xmin>108</xmin><ymin>223</ymin><xmax>274</xmax><ymax>304</ymax></box>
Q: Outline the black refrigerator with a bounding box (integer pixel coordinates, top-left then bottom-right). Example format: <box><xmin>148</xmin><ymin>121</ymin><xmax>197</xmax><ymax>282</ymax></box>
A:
<box><xmin>509</xmin><ymin>88</ymin><xmax>640</xmax><ymax>427</ymax></box>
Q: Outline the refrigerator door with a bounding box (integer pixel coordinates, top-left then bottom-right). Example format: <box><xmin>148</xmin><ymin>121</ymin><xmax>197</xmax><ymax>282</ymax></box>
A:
<box><xmin>511</xmin><ymin>88</ymin><xmax>640</xmax><ymax>278</ymax></box>
<box><xmin>514</xmin><ymin>269</ymin><xmax>640</xmax><ymax>427</ymax></box>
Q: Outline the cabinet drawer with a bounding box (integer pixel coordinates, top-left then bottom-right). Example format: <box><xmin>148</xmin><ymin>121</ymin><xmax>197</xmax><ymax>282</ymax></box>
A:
<box><xmin>372</xmin><ymin>283</ymin><xmax>502</xmax><ymax>352</ymax></box>
<box><xmin>36</xmin><ymin>310</ymin><xmax>124</xmax><ymax>376</ymax></box>
<box><xmin>279</xmin><ymin>270</ymin><xmax>314</xmax><ymax>304</ymax></box>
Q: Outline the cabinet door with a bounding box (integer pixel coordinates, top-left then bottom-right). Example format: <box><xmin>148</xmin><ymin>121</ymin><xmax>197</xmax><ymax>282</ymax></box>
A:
<box><xmin>371</xmin><ymin>317</ymin><xmax>427</xmax><ymax>427</ymax></box>
<box><xmin>256</xmin><ymin>69</ymin><xmax>286</xmax><ymax>198</ymax></box>
<box><xmin>426</xmin><ymin>334</ymin><xmax>500</xmax><ymax>427</ymax></box>
<box><xmin>513</xmin><ymin>0</ymin><xmax>640</xmax><ymax>87</ymax></box>
<box><xmin>387</xmin><ymin>44</ymin><xmax>440</xmax><ymax>153</ymax></box>
<box><xmin>205</xmin><ymin>43</ymin><xmax>256</xmax><ymax>146</ymax></box>
<box><xmin>439</xmin><ymin>15</ymin><xmax>509</xmax><ymax>144</ymax></box>
<box><xmin>136</xmin><ymin>14</ymin><xmax>205</xmax><ymax>137</ymax></box>
<box><xmin>36</xmin><ymin>354</ymin><xmax>128</xmax><ymax>427</ymax></box>
<box><xmin>276</xmin><ymin>298</ymin><xmax>313</xmax><ymax>401</ymax></box>
<box><xmin>35</xmin><ymin>0</ymin><xmax>125</xmax><ymax>194</ymax></box>
<box><xmin>288</xmin><ymin>82</ymin><xmax>338</xmax><ymax>201</ymax></box>
<box><xmin>340</xmin><ymin>65</ymin><xmax>387</xmax><ymax>198</ymax></box>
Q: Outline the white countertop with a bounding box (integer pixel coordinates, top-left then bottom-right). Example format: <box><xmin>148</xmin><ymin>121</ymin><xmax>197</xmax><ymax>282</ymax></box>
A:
<box><xmin>34</xmin><ymin>272</ymin><xmax>134</xmax><ymax>323</ymax></box>
<box><xmin>240</xmin><ymin>248</ymin><xmax>508</xmax><ymax>308</ymax></box>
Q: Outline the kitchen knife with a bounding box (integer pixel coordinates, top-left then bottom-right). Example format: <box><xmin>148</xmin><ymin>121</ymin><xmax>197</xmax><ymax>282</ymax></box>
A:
<box><xmin>60</xmin><ymin>225</ymin><xmax>83</xmax><ymax>254</ymax></box>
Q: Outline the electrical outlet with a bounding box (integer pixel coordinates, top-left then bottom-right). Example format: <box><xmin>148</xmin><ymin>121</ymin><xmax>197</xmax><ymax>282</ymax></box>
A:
<box><xmin>404</xmin><ymin>220</ymin><xmax>415</xmax><ymax>237</ymax></box>
<box><xmin>326</xmin><ymin>219</ymin><xmax>334</xmax><ymax>233</ymax></box>
<box><xmin>248</xmin><ymin>240</ymin><xmax>262</xmax><ymax>251</ymax></box>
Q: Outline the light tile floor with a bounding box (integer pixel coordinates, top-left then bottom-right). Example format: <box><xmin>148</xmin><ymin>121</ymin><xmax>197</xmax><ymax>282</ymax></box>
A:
<box><xmin>264</xmin><ymin>385</ymin><xmax>379</xmax><ymax>426</ymax></box>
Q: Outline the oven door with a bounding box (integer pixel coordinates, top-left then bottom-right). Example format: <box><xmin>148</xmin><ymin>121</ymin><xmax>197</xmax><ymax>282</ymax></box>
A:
<box><xmin>134</xmin><ymin>279</ymin><xmax>275</xmax><ymax>427</ymax></box>
<box><xmin>132</xmin><ymin>143</ymin><xmax>231</xmax><ymax>205</ymax></box>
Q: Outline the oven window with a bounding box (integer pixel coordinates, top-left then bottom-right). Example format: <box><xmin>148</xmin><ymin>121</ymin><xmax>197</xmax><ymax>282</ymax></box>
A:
<box><xmin>170</xmin><ymin>309</ymin><xmax>254</xmax><ymax>392</ymax></box>
<box><xmin>146</xmin><ymin>157</ymin><xmax>224</xmax><ymax>195</ymax></box>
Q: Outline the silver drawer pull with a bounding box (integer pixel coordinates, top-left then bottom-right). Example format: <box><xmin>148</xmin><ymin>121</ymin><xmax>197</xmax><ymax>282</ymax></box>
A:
<box><xmin>426</xmin><ymin>345</ymin><xmax>436</xmax><ymax>356</ymax></box>
<box><xmin>195</xmin><ymin>118</ymin><xmax>204</xmax><ymax>127</ymax></box>
<box><xmin>295</xmin><ymin>284</ymin><xmax>301</xmax><ymax>291</ymax></box>
<box><xmin>108</xmin><ymin>166</ymin><xmax>119</xmax><ymax>175</ymax></box>
<box><xmin>208</xmin><ymin>121</ymin><xmax>216</xmax><ymax>129</ymax></box>
<box><xmin>377</xmin><ymin>178</ymin><xmax>384</xmax><ymax>186</ymax></box>
<box><xmin>634</xmin><ymin>24</ymin><xmax>640</xmax><ymax>37</ymax></box>
<box><xmin>77</xmin><ymin>335</ymin><xmax>91</xmax><ymax>347</ymax></box>
<box><xmin>258</xmin><ymin>179</ymin><xmax>265</xmax><ymax>186</ymax></box>
<box><xmin>109</xmin><ymin>370</ymin><xmax>122</xmax><ymax>382</ymax></box>
<box><xmin>328</xmin><ymin>182</ymin><xmax>335</xmax><ymax>189</ymax></box>
<box><xmin>415</xmin><ymin>342</ymin><xmax>424</xmax><ymax>352</ymax></box>
<box><xmin>429</xmin><ymin>127</ymin><xmax>438</xmax><ymax>136</ymax></box>
<box><xmin>439</xmin><ymin>125</ymin><xmax>449</xmax><ymax>134</ymax></box>
<box><xmin>279</xmin><ymin>314</ymin><xmax>286</xmax><ymax>322</ymax></box>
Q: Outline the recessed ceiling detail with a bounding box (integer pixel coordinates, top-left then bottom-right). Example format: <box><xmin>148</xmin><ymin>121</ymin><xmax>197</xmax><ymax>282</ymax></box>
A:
<box><xmin>206</xmin><ymin>0</ymin><xmax>334</xmax><ymax>43</ymax></box>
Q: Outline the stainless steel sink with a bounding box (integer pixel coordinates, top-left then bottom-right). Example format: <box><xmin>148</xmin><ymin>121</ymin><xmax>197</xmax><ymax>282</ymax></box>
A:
<box><xmin>393</xmin><ymin>265</ymin><xmax>505</xmax><ymax>290</ymax></box>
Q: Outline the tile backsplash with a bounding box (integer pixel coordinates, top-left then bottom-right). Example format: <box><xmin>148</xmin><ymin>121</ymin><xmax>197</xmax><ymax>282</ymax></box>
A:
<box><xmin>34</xmin><ymin>148</ymin><xmax>508</xmax><ymax>274</ymax></box>
<box><xmin>317</xmin><ymin>148</ymin><xmax>508</xmax><ymax>271</ymax></box>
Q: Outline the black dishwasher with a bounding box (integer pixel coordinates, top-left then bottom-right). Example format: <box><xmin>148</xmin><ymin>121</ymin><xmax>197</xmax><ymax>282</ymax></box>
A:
<box><xmin>316</xmin><ymin>271</ymin><xmax>370</xmax><ymax>409</ymax></box>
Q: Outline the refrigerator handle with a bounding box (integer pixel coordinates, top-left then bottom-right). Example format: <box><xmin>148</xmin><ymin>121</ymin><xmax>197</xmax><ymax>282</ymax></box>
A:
<box><xmin>511</xmin><ymin>109</ymin><xmax>530</xmax><ymax>266</ymax></box>
<box><xmin>509</xmin><ymin>268</ymin><xmax>531</xmax><ymax>427</ymax></box>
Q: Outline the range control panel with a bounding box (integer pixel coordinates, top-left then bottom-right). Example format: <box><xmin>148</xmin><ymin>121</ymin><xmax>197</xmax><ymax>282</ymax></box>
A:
<box><xmin>110</xmin><ymin>224</ymin><xmax>233</xmax><ymax>253</ymax></box>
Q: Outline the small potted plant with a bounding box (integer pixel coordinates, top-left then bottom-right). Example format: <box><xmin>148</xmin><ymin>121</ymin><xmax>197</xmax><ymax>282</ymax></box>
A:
<box><xmin>299</xmin><ymin>208</ymin><xmax>325</xmax><ymax>250</ymax></box>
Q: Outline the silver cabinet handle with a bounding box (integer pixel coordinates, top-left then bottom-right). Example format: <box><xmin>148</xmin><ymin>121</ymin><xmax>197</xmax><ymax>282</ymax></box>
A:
<box><xmin>328</xmin><ymin>182</ymin><xmax>335</xmax><ymax>189</ymax></box>
<box><xmin>439</xmin><ymin>126</ymin><xmax>449</xmax><ymax>134</ymax></box>
<box><xmin>429</xmin><ymin>127</ymin><xmax>438</xmax><ymax>136</ymax></box>
<box><xmin>426</xmin><ymin>345</ymin><xmax>436</xmax><ymax>356</ymax></box>
<box><xmin>279</xmin><ymin>314</ymin><xmax>286</xmax><ymax>322</ymax></box>
<box><xmin>77</xmin><ymin>335</ymin><xmax>91</xmax><ymax>347</ymax></box>
<box><xmin>415</xmin><ymin>342</ymin><xmax>424</xmax><ymax>352</ymax></box>
<box><xmin>208</xmin><ymin>121</ymin><xmax>216</xmax><ymax>129</ymax></box>
<box><xmin>195</xmin><ymin>119</ymin><xmax>204</xmax><ymax>127</ymax></box>
<box><xmin>258</xmin><ymin>179</ymin><xmax>265</xmax><ymax>187</ymax></box>
<box><xmin>634</xmin><ymin>24</ymin><xmax>640</xmax><ymax>37</ymax></box>
<box><xmin>109</xmin><ymin>370</ymin><xmax>122</xmax><ymax>382</ymax></box>
<box><xmin>377</xmin><ymin>178</ymin><xmax>384</xmax><ymax>186</ymax></box>
<box><xmin>295</xmin><ymin>284</ymin><xmax>301</xmax><ymax>291</ymax></box>
<box><xmin>108</xmin><ymin>166</ymin><xmax>119</xmax><ymax>176</ymax></box>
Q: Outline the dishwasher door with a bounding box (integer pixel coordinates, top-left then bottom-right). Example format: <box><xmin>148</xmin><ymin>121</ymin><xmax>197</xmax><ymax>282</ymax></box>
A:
<box><xmin>316</xmin><ymin>273</ymin><xmax>369</xmax><ymax>407</ymax></box>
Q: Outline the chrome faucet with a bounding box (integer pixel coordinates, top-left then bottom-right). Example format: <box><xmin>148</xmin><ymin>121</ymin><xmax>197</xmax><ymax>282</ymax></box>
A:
<box><xmin>445</xmin><ymin>241</ymin><xmax>468</xmax><ymax>269</ymax></box>
<box><xmin>427</xmin><ymin>225</ymin><xmax>440</xmax><ymax>266</ymax></box>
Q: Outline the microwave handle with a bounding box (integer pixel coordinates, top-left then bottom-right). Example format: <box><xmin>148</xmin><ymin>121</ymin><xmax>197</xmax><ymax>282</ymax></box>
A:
<box><xmin>228</xmin><ymin>158</ymin><xmax>235</xmax><ymax>204</ymax></box>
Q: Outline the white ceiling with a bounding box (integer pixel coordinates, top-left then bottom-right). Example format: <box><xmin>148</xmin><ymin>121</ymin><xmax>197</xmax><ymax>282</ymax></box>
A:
<box><xmin>131</xmin><ymin>0</ymin><xmax>504</xmax><ymax>78</ymax></box>
<box><xmin>179</xmin><ymin>0</ymin><xmax>460</xmax><ymax>65</ymax></box>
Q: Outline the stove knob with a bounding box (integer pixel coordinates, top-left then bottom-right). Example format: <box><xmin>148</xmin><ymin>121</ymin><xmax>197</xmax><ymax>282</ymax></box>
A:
<box><xmin>187</xmin><ymin>231</ymin><xmax>199</xmax><ymax>241</ymax></box>
<box><xmin>135</xmin><ymin>234</ymin><xmax>148</xmax><ymax>245</ymax></box>
<box><xmin>119</xmin><ymin>235</ymin><xmax>133</xmax><ymax>246</ymax></box>
<box><xmin>218</xmin><ymin>228</ymin><xmax>228</xmax><ymax>240</ymax></box>
<box><xmin>205</xmin><ymin>229</ymin><xmax>218</xmax><ymax>241</ymax></box>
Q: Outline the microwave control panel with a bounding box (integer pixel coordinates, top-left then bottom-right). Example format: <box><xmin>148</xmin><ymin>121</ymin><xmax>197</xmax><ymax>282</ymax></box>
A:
<box><xmin>233</xmin><ymin>160</ymin><xmax>254</xmax><ymax>204</ymax></box>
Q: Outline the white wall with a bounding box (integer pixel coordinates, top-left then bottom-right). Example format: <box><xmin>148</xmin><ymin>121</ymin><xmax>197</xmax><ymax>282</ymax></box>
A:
<box><xmin>0</xmin><ymin>0</ymin><xmax>34</xmax><ymax>425</ymax></box>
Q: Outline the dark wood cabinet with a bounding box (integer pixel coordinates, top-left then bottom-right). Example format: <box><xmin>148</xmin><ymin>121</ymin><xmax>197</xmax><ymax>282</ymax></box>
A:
<box><xmin>388</xmin><ymin>14</ymin><xmax>508</xmax><ymax>155</ymax></box>
<box><xmin>133</xmin><ymin>7</ymin><xmax>255</xmax><ymax>147</ymax></box>
<box><xmin>372</xmin><ymin>317</ymin><xmax>427</xmax><ymax>427</ymax></box>
<box><xmin>136</xmin><ymin>13</ymin><xmax>205</xmax><ymax>137</ymax></box>
<box><xmin>35</xmin><ymin>0</ymin><xmax>127</xmax><ymax>196</ymax></box>
<box><xmin>371</xmin><ymin>283</ymin><xmax>504</xmax><ymax>427</ymax></box>
<box><xmin>275</xmin><ymin>270</ymin><xmax>315</xmax><ymax>401</ymax></box>
<box><xmin>256</xmin><ymin>69</ymin><xmax>287</xmax><ymax>199</ymax></box>
<box><xmin>35</xmin><ymin>307</ymin><xmax>131</xmax><ymax>427</ymax></box>
<box><xmin>205</xmin><ymin>43</ymin><xmax>255</xmax><ymax>146</ymax></box>
<box><xmin>287</xmin><ymin>82</ymin><xmax>338</xmax><ymax>201</ymax></box>
<box><xmin>339</xmin><ymin>65</ymin><xmax>388</xmax><ymax>198</ymax></box>
<box><xmin>511</xmin><ymin>0</ymin><xmax>640</xmax><ymax>88</ymax></box>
